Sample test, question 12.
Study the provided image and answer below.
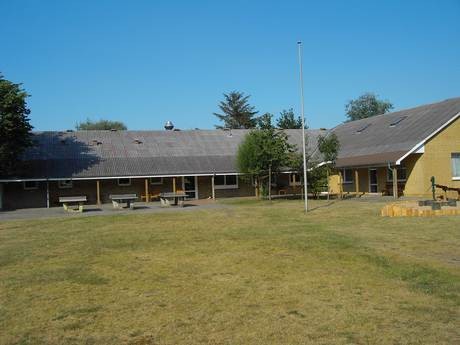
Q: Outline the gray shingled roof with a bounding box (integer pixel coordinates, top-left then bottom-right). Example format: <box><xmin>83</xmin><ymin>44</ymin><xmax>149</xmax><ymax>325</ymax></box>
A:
<box><xmin>8</xmin><ymin>129</ymin><xmax>326</xmax><ymax>179</ymax></box>
<box><xmin>332</xmin><ymin>97</ymin><xmax>460</xmax><ymax>167</ymax></box>
<box><xmin>3</xmin><ymin>97</ymin><xmax>459</xmax><ymax>180</ymax></box>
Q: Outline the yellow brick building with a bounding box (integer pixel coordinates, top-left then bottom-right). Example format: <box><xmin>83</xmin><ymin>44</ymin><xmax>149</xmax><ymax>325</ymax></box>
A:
<box><xmin>329</xmin><ymin>97</ymin><xmax>460</xmax><ymax>199</ymax></box>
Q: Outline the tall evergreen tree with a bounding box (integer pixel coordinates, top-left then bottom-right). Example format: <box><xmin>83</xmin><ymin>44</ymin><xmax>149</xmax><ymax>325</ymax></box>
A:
<box><xmin>276</xmin><ymin>108</ymin><xmax>303</xmax><ymax>129</ymax></box>
<box><xmin>214</xmin><ymin>91</ymin><xmax>258</xmax><ymax>129</ymax></box>
<box><xmin>0</xmin><ymin>74</ymin><xmax>33</xmax><ymax>176</ymax></box>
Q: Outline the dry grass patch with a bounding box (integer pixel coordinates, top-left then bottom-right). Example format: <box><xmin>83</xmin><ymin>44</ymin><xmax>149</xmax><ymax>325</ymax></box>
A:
<box><xmin>0</xmin><ymin>199</ymin><xmax>459</xmax><ymax>344</ymax></box>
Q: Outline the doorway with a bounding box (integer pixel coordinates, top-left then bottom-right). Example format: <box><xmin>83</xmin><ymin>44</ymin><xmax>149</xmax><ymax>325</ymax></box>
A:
<box><xmin>369</xmin><ymin>169</ymin><xmax>378</xmax><ymax>193</ymax></box>
<box><xmin>182</xmin><ymin>176</ymin><xmax>198</xmax><ymax>200</ymax></box>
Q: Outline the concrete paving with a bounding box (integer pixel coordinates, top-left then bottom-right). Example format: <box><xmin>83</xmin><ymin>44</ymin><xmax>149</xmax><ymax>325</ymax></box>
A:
<box><xmin>0</xmin><ymin>199</ymin><xmax>225</xmax><ymax>222</ymax></box>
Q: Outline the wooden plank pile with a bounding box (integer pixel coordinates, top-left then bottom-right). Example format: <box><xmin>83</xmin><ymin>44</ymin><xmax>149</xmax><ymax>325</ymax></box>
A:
<box><xmin>381</xmin><ymin>201</ymin><xmax>460</xmax><ymax>217</ymax></box>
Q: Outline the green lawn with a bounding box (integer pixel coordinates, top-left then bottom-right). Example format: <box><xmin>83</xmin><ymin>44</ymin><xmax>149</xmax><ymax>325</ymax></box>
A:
<box><xmin>1</xmin><ymin>199</ymin><xmax>459</xmax><ymax>345</ymax></box>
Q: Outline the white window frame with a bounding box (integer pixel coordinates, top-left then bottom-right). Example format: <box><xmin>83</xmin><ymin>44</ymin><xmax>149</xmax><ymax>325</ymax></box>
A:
<box><xmin>342</xmin><ymin>169</ymin><xmax>353</xmax><ymax>184</ymax></box>
<box><xmin>23</xmin><ymin>181</ymin><xmax>38</xmax><ymax>190</ymax></box>
<box><xmin>289</xmin><ymin>173</ymin><xmax>302</xmax><ymax>186</ymax></box>
<box><xmin>452</xmin><ymin>153</ymin><xmax>460</xmax><ymax>180</ymax></box>
<box><xmin>58</xmin><ymin>180</ymin><xmax>73</xmax><ymax>189</ymax></box>
<box><xmin>149</xmin><ymin>177</ymin><xmax>163</xmax><ymax>185</ymax></box>
<box><xmin>387</xmin><ymin>167</ymin><xmax>407</xmax><ymax>182</ymax></box>
<box><xmin>117</xmin><ymin>178</ymin><xmax>131</xmax><ymax>186</ymax></box>
<box><xmin>214</xmin><ymin>175</ymin><xmax>239</xmax><ymax>189</ymax></box>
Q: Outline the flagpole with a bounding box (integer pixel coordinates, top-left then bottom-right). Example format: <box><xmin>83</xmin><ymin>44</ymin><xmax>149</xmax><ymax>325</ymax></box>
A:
<box><xmin>297</xmin><ymin>41</ymin><xmax>308</xmax><ymax>213</ymax></box>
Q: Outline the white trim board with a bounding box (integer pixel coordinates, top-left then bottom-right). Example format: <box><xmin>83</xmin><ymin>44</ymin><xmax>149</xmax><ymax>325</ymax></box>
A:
<box><xmin>0</xmin><ymin>171</ymin><xmax>300</xmax><ymax>183</ymax></box>
<box><xmin>396</xmin><ymin>112</ymin><xmax>460</xmax><ymax>165</ymax></box>
<box><xmin>0</xmin><ymin>173</ymin><xmax>240</xmax><ymax>183</ymax></box>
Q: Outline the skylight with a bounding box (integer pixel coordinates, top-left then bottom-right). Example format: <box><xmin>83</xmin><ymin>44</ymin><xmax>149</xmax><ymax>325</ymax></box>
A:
<box><xmin>356</xmin><ymin>123</ymin><xmax>371</xmax><ymax>133</ymax></box>
<box><xmin>389</xmin><ymin>116</ymin><xmax>407</xmax><ymax>127</ymax></box>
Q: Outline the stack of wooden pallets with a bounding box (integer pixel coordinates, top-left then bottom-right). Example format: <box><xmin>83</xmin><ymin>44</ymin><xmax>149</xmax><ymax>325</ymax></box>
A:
<box><xmin>381</xmin><ymin>201</ymin><xmax>460</xmax><ymax>217</ymax></box>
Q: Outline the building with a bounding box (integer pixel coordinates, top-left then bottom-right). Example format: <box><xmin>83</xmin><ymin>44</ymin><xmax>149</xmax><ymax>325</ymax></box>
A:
<box><xmin>0</xmin><ymin>128</ymin><xmax>325</xmax><ymax>209</ymax></box>
<box><xmin>329</xmin><ymin>97</ymin><xmax>460</xmax><ymax>199</ymax></box>
<box><xmin>0</xmin><ymin>97</ymin><xmax>459</xmax><ymax>210</ymax></box>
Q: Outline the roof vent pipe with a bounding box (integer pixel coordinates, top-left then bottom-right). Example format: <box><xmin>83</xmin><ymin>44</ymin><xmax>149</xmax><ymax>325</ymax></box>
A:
<box><xmin>164</xmin><ymin>121</ymin><xmax>174</xmax><ymax>130</ymax></box>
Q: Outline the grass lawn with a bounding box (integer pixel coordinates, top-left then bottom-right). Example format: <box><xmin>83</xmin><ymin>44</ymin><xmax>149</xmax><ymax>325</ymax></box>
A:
<box><xmin>0</xmin><ymin>199</ymin><xmax>459</xmax><ymax>344</ymax></box>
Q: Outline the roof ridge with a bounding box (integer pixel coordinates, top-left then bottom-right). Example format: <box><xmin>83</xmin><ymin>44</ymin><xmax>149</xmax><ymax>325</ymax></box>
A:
<box><xmin>343</xmin><ymin>96</ymin><xmax>460</xmax><ymax>125</ymax></box>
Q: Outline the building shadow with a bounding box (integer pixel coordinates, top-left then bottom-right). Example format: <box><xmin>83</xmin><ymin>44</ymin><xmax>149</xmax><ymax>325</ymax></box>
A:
<box><xmin>11</xmin><ymin>132</ymin><xmax>101</xmax><ymax>179</ymax></box>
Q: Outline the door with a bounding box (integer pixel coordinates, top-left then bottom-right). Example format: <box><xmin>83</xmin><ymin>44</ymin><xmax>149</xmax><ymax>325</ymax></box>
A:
<box><xmin>182</xmin><ymin>176</ymin><xmax>198</xmax><ymax>199</ymax></box>
<box><xmin>369</xmin><ymin>169</ymin><xmax>378</xmax><ymax>193</ymax></box>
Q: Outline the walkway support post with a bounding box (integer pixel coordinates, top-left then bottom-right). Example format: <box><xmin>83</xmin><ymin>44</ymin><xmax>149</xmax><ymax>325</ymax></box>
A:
<box><xmin>392</xmin><ymin>167</ymin><xmax>398</xmax><ymax>199</ymax></box>
<box><xmin>355</xmin><ymin>169</ymin><xmax>359</xmax><ymax>195</ymax></box>
<box><xmin>173</xmin><ymin>177</ymin><xmax>176</xmax><ymax>193</ymax></box>
<box><xmin>144</xmin><ymin>178</ymin><xmax>149</xmax><ymax>203</ymax></box>
<box><xmin>46</xmin><ymin>181</ymin><xmax>50</xmax><ymax>208</ymax></box>
<box><xmin>338</xmin><ymin>170</ymin><xmax>343</xmax><ymax>199</ymax></box>
<box><xmin>211</xmin><ymin>175</ymin><xmax>216</xmax><ymax>200</ymax></box>
<box><xmin>96</xmin><ymin>180</ymin><xmax>101</xmax><ymax>205</ymax></box>
<box><xmin>268</xmin><ymin>164</ymin><xmax>272</xmax><ymax>201</ymax></box>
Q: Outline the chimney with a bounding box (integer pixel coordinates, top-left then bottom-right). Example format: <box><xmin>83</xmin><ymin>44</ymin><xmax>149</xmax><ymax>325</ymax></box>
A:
<box><xmin>164</xmin><ymin>121</ymin><xmax>174</xmax><ymax>130</ymax></box>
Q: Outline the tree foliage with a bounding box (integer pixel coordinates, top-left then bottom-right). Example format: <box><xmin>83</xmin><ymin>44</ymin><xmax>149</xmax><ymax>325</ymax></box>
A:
<box><xmin>214</xmin><ymin>91</ymin><xmax>258</xmax><ymax>129</ymax></box>
<box><xmin>345</xmin><ymin>93</ymin><xmax>393</xmax><ymax>122</ymax></box>
<box><xmin>76</xmin><ymin>119</ymin><xmax>127</xmax><ymax>130</ymax></box>
<box><xmin>317</xmin><ymin>133</ymin><xmax>340</xmax><ymax>163</ymax></box>
<box><xmin>0</xmin><ymin>74</ymin><xmax>33</xmax><ymax>175</ymax></box>
<box><xmin>256</xmin><ymin>113</ymin><xmax>274</xmax><ymax>130</ymax></box>
<box><xmin>237</xmin><ymin>127</ymin><xmax>294</xmax><ymax>192</ymax></box>
<box><xmin>308</xmin><ymin>133</ymin><xmax>341</xmax><ymax>197</ymax></box>
<box><xmin>276</xmin><ymin>108</ymin><xmax>303</xmax><ymax>129</ymax></box>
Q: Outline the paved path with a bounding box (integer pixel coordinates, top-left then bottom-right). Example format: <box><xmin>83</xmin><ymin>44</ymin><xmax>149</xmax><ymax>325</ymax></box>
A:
<box><xmin>0</xmin><ymin>200</ymin><xmax>225</xmax><ymax>222</ymax></box>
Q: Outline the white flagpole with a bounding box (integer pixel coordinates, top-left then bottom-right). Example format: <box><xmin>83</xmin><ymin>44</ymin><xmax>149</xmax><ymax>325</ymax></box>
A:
<box><xmin>297</xmin><ymin>41</ymin><xmax>308</xmax><ymax>213</ymax></box>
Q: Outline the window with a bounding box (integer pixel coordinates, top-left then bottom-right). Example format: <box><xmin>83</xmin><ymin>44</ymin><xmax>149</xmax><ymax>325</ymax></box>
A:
<box><xmin>214</xmin><ymin>175</ymin><xmax>238</xmax><ymax>189</ymax></box>
<box><xmin>149</xmin><ymin>177</ymin><xmax>163</xmax><ymax>185</ymax></box>
<box><xmin>225</xmin><ymin>175</ymin><xmax>237</xmax><ymax>185</ymax></box>
<box><xmin>289</xmin><ymin>173</ymin><xmax>302</xmax><ymax>186</ymax></box>
<box><xmin>452</xmin><ymin>153</ymin><xmax>460</xmax><ymax>179</ymax></box>
<box><xmin>23</xmin><ymin>181</ymin><xmax>38</xmax><ymax>190</ymax></box>
<box><xmin>389</xmin><ymin>116</ymin><xmax>407</xmax><ymax>127</ymax></box>
<box><xmin>387</xmin><ymin>167</ymin><xmax>407</xmax><ymax>182</ymax></box>
<box><xmin>117</xmin><ymin>178</ymin><xmax>131</xmax><ymax>186</ymax></box>
<box><xmin>58</xmin><ymin>180</ymin><xmax>73</xmax><ymax>189</ymax></box>
<box><xmin>342</xmin><ymin>169</ymin><xmax>353</xmax><ymax>184</ymax></box>
<box><xmin>356</xmin><ymin>123</ymin><xmax>371</xmax><ymax>133</ymax></box>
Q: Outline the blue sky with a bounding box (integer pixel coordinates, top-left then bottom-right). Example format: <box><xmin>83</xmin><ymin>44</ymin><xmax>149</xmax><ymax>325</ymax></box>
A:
<box><xmin>1</xmin><ymin>0</ymin><xmax>459</xmax><ymax>131</ymax></box>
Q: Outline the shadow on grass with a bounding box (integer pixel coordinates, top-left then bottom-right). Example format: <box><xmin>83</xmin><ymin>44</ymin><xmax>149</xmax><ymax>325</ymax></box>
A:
<box><xmin>361</xmin><ymin>252</ymin><xmax>460</xmax><ymax>304</ymax></box>
<box><xmin>288</xmin><ymin>227</ymin><xmax>460</xmax><ymax>304</ymax></box>
<box><xmin>307</xmin><ymin>201</ymin><xmax>337</xmax><ymax>212</ymax></box>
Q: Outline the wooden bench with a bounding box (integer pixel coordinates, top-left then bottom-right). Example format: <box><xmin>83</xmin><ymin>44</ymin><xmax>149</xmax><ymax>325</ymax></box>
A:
<box><xmin>109</xmin><ymin>194</ymin><xmax>137</xmax><ymax>209</ymax></box>
<box><xmin>59</xmin><ymin>196</ymin><xmax>87</xmax><ymax>213</ymax></box>
<box><xmin>160</xmin><ymin>192</ymin><xmax>187</xmax><ymax>207</ymax></box>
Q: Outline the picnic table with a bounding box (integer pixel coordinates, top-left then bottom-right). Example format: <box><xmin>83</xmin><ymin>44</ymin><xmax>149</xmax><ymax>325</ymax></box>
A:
<box><xmin>59</xmin><ymin>196</ymin><xmax>87</xmax><ymax>212</ymax></box>
<box><xmin>109</xmin><ymin>194</ymin><xmax>137</xmax><ymax>209</ymax></box>
<box><xmin>160</xmin><ymin>192</ymin><xmax>187</xmax><ymax>207</ymax></box>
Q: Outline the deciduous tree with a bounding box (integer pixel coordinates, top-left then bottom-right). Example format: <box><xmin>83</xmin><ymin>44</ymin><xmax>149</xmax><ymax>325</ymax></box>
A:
<box><xmin>76</xmin><ymin>119</ymin><xmax>127</xmax><ymax>130</ymax></box>
<box><xmin>345</xmin><ymin>93</ymin><xmax>393</xmax><ymax>122</ymax></box>
<box><xmin>276</xmin><ymin>108</ymin><xmax>303</xmax><ymax>129</ymax></box>
<box><xmin>0</xmin><ymin>74</ymin><xmax>33</xmax><ymax>175</ymax></box>
<box><xmin>237</xmin><ymin>126</ymin><xmax>294</xmax><ymax>197</ymax></box>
